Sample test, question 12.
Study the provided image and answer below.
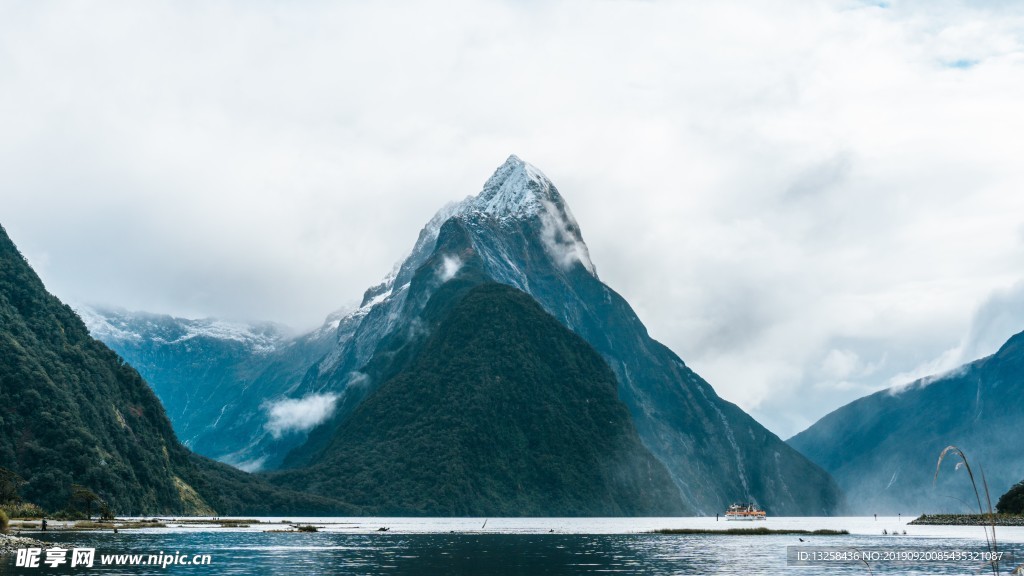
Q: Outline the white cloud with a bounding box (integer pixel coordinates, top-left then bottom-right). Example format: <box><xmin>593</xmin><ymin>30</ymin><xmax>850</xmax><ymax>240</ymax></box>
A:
<box><xmin>346</xmin><ymin>371</ymin><xmax>371</xmax><ymax>389</ymax></box>
<box><xmin>437</xmin><ymin>255</ymin><xmax>463</xmax><ymax>282</ymax></box>
<box><xmin>538</xmin><ymin>198</ymin><xmax>597</xmax><ymax>275</ymax></box>
<box><xmin>2</xmin><ymin>0</ymin><xmax>1024</xmax><ymax>437</ymax></box>
<box><xmin>821</xmin><ymin>349</ymin><xmax>861</xmax><ymax>380</ymax></box>
<box><xmin>263</xmin><ymin>393</ymin><xmax>339</xmax><ymax>438</ymax></box>
<box><xmin>884</xmin><ymin>345</ymin><xmax>966</xmax><ymax>391</ymax></box>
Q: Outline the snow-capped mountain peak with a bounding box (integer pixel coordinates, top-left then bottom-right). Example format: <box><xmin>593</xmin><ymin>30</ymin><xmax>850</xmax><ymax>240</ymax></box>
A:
<box><xmin>469</xmin><ymin>154</ymin><xmax>556</xmax><ymax>218</ymax></box>
<box><xmin>427</xmin><ymin>154</ymin><xmax>597</xmax><ymax>276</ymax></box>
<box><xmin>472</xmin><ymin>155</ymin><xmax>596</xmax><ymax>275</ymax></box>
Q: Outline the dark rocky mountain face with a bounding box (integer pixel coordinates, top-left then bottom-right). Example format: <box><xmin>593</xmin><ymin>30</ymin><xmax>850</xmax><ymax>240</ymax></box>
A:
<box><xmin>283</xmin><ymin>156</ymin><xmax>843</xmax><ymax>516</ymax></box>
<box><xmin>0</xmin><ymin>224</ymin><xmax>352</xmax><ymax>516</ymax></box>
<box><xmin>271</xmin><ymin>281</ymin><xmax>687</xmax><ymax>516</ymax></box>
<box><xmin>789</xmin><ymin>331</ymin><xmax>1024</xmax><ymax>515</ymax></box>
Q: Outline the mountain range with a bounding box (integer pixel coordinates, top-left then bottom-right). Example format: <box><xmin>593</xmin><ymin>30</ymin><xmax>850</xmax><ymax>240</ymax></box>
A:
<box><xmin>84</xmin><ymin>155</ymin><xmax>843</xmax><ymax>516</ymax></box>
<box><xmin>27</xmin><ymin>154</ymin><xmax>1024</xmax><ymax>518</ymax></box>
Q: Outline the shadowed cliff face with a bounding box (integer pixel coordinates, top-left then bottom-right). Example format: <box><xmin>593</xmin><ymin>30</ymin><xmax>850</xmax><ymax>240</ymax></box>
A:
<box><xmin>790</xmin><ymin>331</ymin><xmax>1024</xmax><ymax>515</ymax></box>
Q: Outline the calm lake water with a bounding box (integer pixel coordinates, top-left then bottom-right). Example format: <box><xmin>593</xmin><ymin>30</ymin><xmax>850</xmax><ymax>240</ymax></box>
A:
<box><xmin>4</xmin><ymin>517</ymin><xmax>1023</xmax><ymax>575</ymax></box>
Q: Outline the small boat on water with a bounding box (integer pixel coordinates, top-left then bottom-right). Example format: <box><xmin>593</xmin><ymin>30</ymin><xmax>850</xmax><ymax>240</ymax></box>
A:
<box><xmin>725</xmin><ymin>502</ymin><xmax>767</xmax><ymax>521</ymax></box>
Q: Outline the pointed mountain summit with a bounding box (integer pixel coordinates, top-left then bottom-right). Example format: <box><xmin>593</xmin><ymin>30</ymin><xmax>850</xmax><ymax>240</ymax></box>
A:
<box><xmin>468</xmin><ymin>155</ymin><xmax>596</xmax><ymax>275</ymax></box>
<box><xmin>471</xmin><ymin>154</ymin><xmax>556</xmax><ymax>217</ymax></box>
<box><xmin>274</xmin><ymin>156</ymin><xmax>843</xmax><ymax>515</ymax></box>
<box><xmin>459</xmin><ymin>155</ymin><xmax>594</xmax><ymax>274</ymax></box>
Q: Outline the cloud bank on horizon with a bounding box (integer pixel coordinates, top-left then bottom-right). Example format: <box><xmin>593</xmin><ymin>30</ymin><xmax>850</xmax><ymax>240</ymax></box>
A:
<box><xmin>2</xmin><ymin>0</ymin><xmax>1024</xmax><ymax>437</ymax></box>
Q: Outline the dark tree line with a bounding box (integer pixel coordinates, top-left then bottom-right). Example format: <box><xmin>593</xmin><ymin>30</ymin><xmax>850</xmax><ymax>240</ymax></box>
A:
<box><xmin>997</xmin><ymin>480</ymin><xmax>1024</xmax><ymax>514</ymax></box>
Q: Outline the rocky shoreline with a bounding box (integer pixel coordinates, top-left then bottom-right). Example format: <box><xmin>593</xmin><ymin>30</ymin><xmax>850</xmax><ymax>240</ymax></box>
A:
<box><xmin>910</xmin><ymin>514</ymin><xmax>1024</xmax><ymax>526</ymax></box>
<box><xmin>0</xmin><ymin>534</ymin><xmax>47</xmax><ymax>556</ymax></box>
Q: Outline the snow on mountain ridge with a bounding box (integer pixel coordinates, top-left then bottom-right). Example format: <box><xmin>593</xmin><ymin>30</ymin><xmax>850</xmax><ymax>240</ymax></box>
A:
<box><xmin>78</xmin><ymin>306</ymin><xmax>284</xmax><ymax>354</ymax></box>
<box><xmin>78</xmin><ymin>306</ymin><xmax>143</xmax><ymax>343</ymax></box>
<box><xmin>173</xmin><ymin>319</ymin><xmax>281</xmax><ymax>353</ymax></box>
<box><xmin>312</xmin><ymin>305</ymin><xmax>356</xmax><ymax>338</ymax></box>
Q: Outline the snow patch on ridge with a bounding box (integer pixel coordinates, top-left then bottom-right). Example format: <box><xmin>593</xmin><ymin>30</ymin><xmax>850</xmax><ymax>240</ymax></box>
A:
<box><xmin>170</xmin><ymin>320</ymin><xmax>280</xmax><ymax>353</ymax></box>
<box><xmin>362</xmin><ymin>289</ymin><xmax>392</xmax><ymax>311</ymax></box>
<box><xmin>312</xmin><ymin>305</ymin><xmax>356</xmax><ymax>339</ymax></box>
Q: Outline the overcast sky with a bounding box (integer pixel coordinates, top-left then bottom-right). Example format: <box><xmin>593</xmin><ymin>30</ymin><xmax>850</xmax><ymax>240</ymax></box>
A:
<box><xmin>3</xmin><ymin>0</ymin><xmax>1024</xmax><ymax>438</ymax></box>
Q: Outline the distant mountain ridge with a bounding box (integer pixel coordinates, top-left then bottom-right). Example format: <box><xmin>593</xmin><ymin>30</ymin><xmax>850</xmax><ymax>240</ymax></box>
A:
<box><xmin>789</xmin><ymin>330</ymin><xmax>1024</xmax><ymax>515</ymax></box>
<box><xmin>79</xmin><ymin>306</ymin><xmax>346</xmax><ymax>470</ymax></box>
<box><xmin>81</xmin><ymin>308</ymin><xmax>288</xmax><ymax>353</ymax></box>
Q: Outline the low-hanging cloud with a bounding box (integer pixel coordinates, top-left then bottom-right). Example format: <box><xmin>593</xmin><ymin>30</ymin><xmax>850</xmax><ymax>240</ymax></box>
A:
<box><xmin>263</xmin><ymin>393</ymin><xmax>339</xmax><ymax>438</ymax></box>
<box><xmin>346</xmin><ymin>371</ymin><xmax>371</xmax><ymax>389</ymax></box>
<box><xmin>437</xmin><ymin>255</ymin><xmax>463</xmax><ymax>282</ymax></box>
<box><xmin>882</xmin><ymin>280</ymin><xmax>1024</xmax><ymax>392</ymax></box>
<box><xmin>538</xmin><ymin>198</ymin><xmax>596</xmax><ymax>275</ymax></box>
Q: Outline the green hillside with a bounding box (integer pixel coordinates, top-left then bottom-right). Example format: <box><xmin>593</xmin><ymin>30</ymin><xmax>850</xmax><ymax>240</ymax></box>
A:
<box><xmin>272</xmin><ymin>281</ymin><xmax>687</xmax><ymax>516</ymax></box>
